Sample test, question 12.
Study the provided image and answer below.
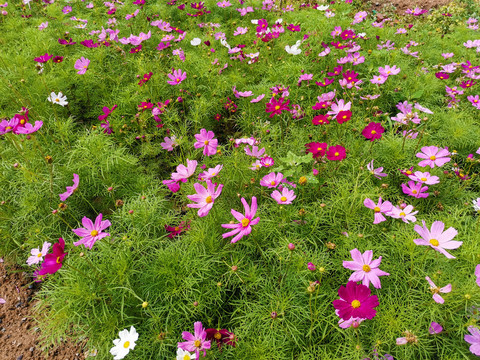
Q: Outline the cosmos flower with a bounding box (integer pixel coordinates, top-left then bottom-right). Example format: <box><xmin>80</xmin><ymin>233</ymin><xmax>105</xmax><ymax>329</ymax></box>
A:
<box><xmin>26</xmin><ymin>241</ymin><xmax>51</xmax><ymax>266</ymax></box>
<box><xmin>387</xmin><ymin>205</ymin><xmax>418</xmax><ymax>224</ymax></box>
<box><xmin>178</xmin><ymin>322</ymin><xmax>211</xmax><ymax>358</ymax></box>
<box><xmin>326</xmin><ymin>145</ymin><xmax>346</xmax><ymax>161</ymax></box>
<box><xmin>34</xmin><ymin>238</ymin><xmax>67</xmax><ymax>282</ymax></box>
<box><xmin>362</xmin><ymin>122</ymin><xmax>385</xmax><ymax>141</ymax></box>
<box><xmin>198</xmin><ymin>165</ymin><xmax>223</xmax><ymax>181</ymax></box>
<box><xmin>429</xmin><ymin>322</ymin><xmax>443</xmax><ymax>334</ymax></box>
<box><xmin>305</xmin><ymin>142</ymin><xmax>327</xmax><ymax>158</ymax></box>
<box><xmin>194</xmin><ymin>129</ymin><xmax>218</xmax><ymax>156</ymax></box>
<box><xmin>271</xmin><ymin>187</ymin><xmax>296</xmax><ymax>205</ymax></box>
<box><xmin>332</xmin><ymin>281</ymin><xmax>379</xmax><ymax>321</ymax></box>
<box><xmin>72</xmin><ymin>213</ymin><xmax>111</xmax><ymax>249</ymax></box>
<box><xmin>187</xmin><ymin>179</ymin><xmax>223</xmax><ymax>217</ymax></box>
<box><xmin>425</xmin><ymin>276</ymin><xmax>451</xmax><ymax>304</ymax></box>
<box><xmin>47</xmin><ymin>92</ymin><xmax>68</xmax><ymax>107</ymax></box>
<box><xmin>59</xmin><ymin>173</ymin><xmax>79</xmax><ymax>201</ymax></box>
<box><xmin>401</xmin><ymin>181</ymin><xmax>429</xmax><ymax>198</ymax></box>
<box><xmin>416</xmin><ymin>146</ymin><xmax>451</xmax><ymax>168</ymax></box>
<box><xmin>413</xmin><ymin>220</ymin><xmax>462</xmax><ymax>259</ymax></box>
<box><xmin>367</xmin><ymin>160</ymin><xmax>387</xmax><ymax>179</ymax></box>
<box><xmin>167</xmin><ymin>68</ymin><xmax>187</xmax><ymax>85</ymax></box>
<box><xmin>221</xmin><ymin>196</ymin><xmax>260</xmax><ymax>243</ymax></box>
<box><xmin>363</xmin><ymin>197</ymin><xmax>392</xmax><ymax>224</ymax></box>
<box><xmin>74</xmin><ymin>57</ymin><xmax>90</xmax><ymax>75</ymax></box>
<box><xmin>260</xmin><ymin>172</ymin><xmax>284</xmax><ymax>188</ymax></box>
<box><xmin>171</xmin><ymin>159</ymin><xmax>198</xmax><ymax>182</ymax></box>
<box><xmin>110</xmin><ymin>326</ymin><xmax>138</xmax><ymax>360</ymax></box>
<box><xmin>465</xmin><ymin>326</ymin><xmax>480</xmax><ymax>356</ymax></box>
<box><xmin>343</xmin><ymin>249</ymin><xmax>390</xmax><ymax>289</ymax></box>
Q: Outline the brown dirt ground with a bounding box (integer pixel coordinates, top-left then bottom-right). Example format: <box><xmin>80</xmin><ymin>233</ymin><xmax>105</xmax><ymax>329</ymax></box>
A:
<box><xmin>371</xmin><ymin>0</ymin><xmax>452</xmax><ymax>13</ymax></box>
<box><xmin>0</xmin><ymin>262</ymin><xmax>86</xmax><ymax>360</ymax></box>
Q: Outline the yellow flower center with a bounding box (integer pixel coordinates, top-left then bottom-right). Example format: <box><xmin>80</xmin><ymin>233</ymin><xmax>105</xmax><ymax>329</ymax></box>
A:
<box><xmin>334</xmin><ymin>152</ymin><xmax>339</xmax><ymax>156</ymax></box>
<box><xmin>83</xmin><ymin>65</ymin><xmax>88</xmax><ymax>69</ymax></box>
<box><xmin>421</xmin><ymin>177</ymin><xmax>427</xmax><ymax>181</ymax></box>
<box><xmin>270</xmin><ymin>181</ymin><xmax>276</xmax><ymax>186</ymax></box>
<box><xmin>20</xmin><ymin>119</ymin><xmax>25</xmax><ymax>125</ymax></box>
<box><xmin>406</xmin><ymin>170</ymin><xmax>412</xmax><ymax>175</ymax></box>
<box><xmin>317</xmin><ymin>147</ymin><xmax>323</xmax><ymax>151</ymax></box>
<box><xmin>205</xmin><ymin>196</ymin><xmax>213</xmax><ymax>204</ymax></box>
<box><xmin>55</xmin><ymin>98</ymin><xmax>60</xmax><ymax>102</ymax></box>
<box><xmin>5</xmin><ymin>126</ymin><xmax>12</xmax><ymax>130</ymax></box>
<box><xmin>241</xmin><ymin>218</ymin><xmax>250</xmax><ymax>227</ymax></box>
<box><xmin>430</xmin><ymin>156</ymin><xmax>436</xmax><ymax>161</ymax></box>
<box><xmin>204</xmin><ymin>140</ymin><xmax>209</xmax><ymax>145</ymax></box>
<box><xmin>56</xmin><ymin>256</ymin><xmax>61</xmax><ymax>264</ymax></box>
<box><xmin>275</xmin><ymin>105</ymin><xmax>280</xmax><ymax>110</ymax></box>
<box><xmin>174</xmin><ymin>227</ymin><xmax>180</xmax><ymax>231</ymax></box>
<box><xmin>399</xmin><ymin>212</ymin><xmax>406</xmax><ymax>216</ymax></box>
<box><xmin>280</xmin><ymin>196</ymin><xmax>287</xmax><ymax>202</ymax></box>
<box><xmin>214</xmin><ymin>332</ymin><xmax>222</xmax><ymax>340</ymax></box>
<box><xmin>90</xmin><ymin>230</ymin><xmax>98</xmax><ymax>237</ymax></box>
<box><xmin>362</xmin><ymin>264</ymin><xmax>371</xmax><ymax>272</ymax></box>
<box><xmin>176</xmin><ymin>78</ymin><xmax>180</xmax><ymax>82</ymax></box>
<box><xmin>429</xmin><ymin>239</ymin><xmax>439</xmax><ymax>246</ymax></box>
<box><xmin>194</xmin><ymin>340</ymin><xmax>202</xmax><ymax>348</ymax></box>
<box><xmin>211</xmin><ymin>173</ymin><xmax>216</xmax><ymax>176</ymax></box>
<box><xmin>351</xmin><ymin>300</ymin><xmax>361</xmax><ymax>308</ymax></box>
<box><xmin>37</xmin><ymin>253</ymin><xmax>43</xmax><ymax>258</ymax></box>
<box><xmin>371</xmin><ymin>130</ymin><xmax>377</xmax><ymax>135</ymax></box>
<box><xmin>373</xmin><ymin>206</ymin><xmax>381</xmax><ymax>212</ymax></box>
<box><xmin>123</xmin><ymin>341</ymin><xmax>130</xmax><ymax>348</ymax></box>
<box><xmin>183</xmin><ymin>355</ymin><xmax>191</xmax><ymax>360</ymax></box>
<box><xmin>412</xmin><ymin>190</ymin><xmax>417</xmax><ymax>194</ymax></box>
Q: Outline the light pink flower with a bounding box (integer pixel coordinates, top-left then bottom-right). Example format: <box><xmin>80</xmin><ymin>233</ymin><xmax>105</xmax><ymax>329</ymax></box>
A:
<box><xmin>425</xmin><ymin>276</ymin><xmax>451</xmax><ymax>304</ymax></box>
<box><xmin>178</xmin><ymin>322</ymin><xmax>211</xmax><ymax>358</ymax></box>
<box><xmin>465</xmin><ymin>326</ymin><xmax>480</xmax><ymax>356</ymax></box>
<box><xmin>413</xmin><ymin>220</ymin><xmax>462</xmax><ymax>258</ymax></box>
<box><xmin>335</xmin><ymin>310</ymin><xmax>364</xmax><ymax>329</ymax></box>
<box><xmin>250</xmin><ymin>94</ymin><xmax>265</xmax><ymax>103</ymax></box>
<box><xmin>187</xmin><ymin>179</ymin><xmax>223</xmax><ymax>217</ymax></box>
<box><xmin>327</xmin><ymin>99</ymin><xmax>351</xmax><ymax>117</ymax></box>
<box><xmin>245</xmin><ymin>145</ymin><xmax>265</xmax><ymax>158</ymax></box>
<box><xmin>416</xmin><ymin>146</ymin><xmax>451</xmax><ymax>168</ymax></box>
<box><xmin>387</xmin><ymin>205</ymin><xmax>418</xmax><ymax>224</ymax></box>
<box><xmin>194</xmin><ymin>129</ymin><xmax>218</xmax><ymax>156</ymax></box>
<box><xmin>260</xmin><ymin>172</ymin><xmax>283</xmax><ymax>188</ymax></box>
<box><xmin>379</xmin><ymin>65</ymin><xmax>401</xmax><ymax>77</ymax></box>
<box><xmin>363</xmin><ymin>197</ymin><xmax>392</xmax><ymax>224</ymax></box>
<box><xmin>221</xmin><ymin>196</ymin><xmax>260</xmax><ymax>243</ymax></box>
<box><xmin>401</xmin><ymin>181</ymin><xmax>429</xmax><ymax>198</ymax></box>
<box><xmin>59</xmin><ymin>173</ymin><xmax>79</xmax><ymax>201</ymax></box>
<box><xmin>160</xmin><ymin>136</ymin><xmax>178</xmax><ymax>151</ymax></box>
<box><xmin>408</xmin><ymin>171</ymin><xmax>439</xmax><ymax>185</ymax></box>
<box><xmin>72</xmin><ymin>213</ymin><xmax>111</xmax><ymax>249</ymax></box>
<box><xmin>367</xmin><ymin>159</ymin><xmax>387</xmax><ymax>179</ymax></box>
<box><xmin>171</xmin><ymin>159</ymin><xmax>198</xmax><ymax>182</ymax></box>
<box><xmin>74</xmin><ymin>57</ymin><xmax>90</xmax><ymax>75</ymax></box>
<box><xmin>27</xmin><ymin>242</ymin><xmax>51</xmax><ymax>266</ymax></box>
<box><xmin>343</xmin><ymin>248</ymin><xmax>390</xmax><ymax>289</ymax></box>
<box><xmin>475</xmin><ymin>264</ymin><xmax>480</xmax><ymax>287</ymax></box>
<box><xmin>167</xmin><ymin>68</ymin><xmax>186</xmax><ymax>85</ymax></box>
<box><xmin>370</xmin><ymin>74</ymin><xmax>388</xmax><ymax>84</ymax></box>
<box><xmin>271</xmin><ymin>187</ymin><xmax>296</xmax><ymax>205</ymax></box>
<box><xmin>429</xmin><ymin>322</ymin><xmax>443</xmax><ymax>334</ymax></box>
<box><xmin>198</xmin><ymin>165</ymin><xmax>223</xmax><ymax>181</ymax></box>
<box><xmin>250</xmin><ymin>160</ymin><xmax>263</xmax><ymax>171</ymax></box>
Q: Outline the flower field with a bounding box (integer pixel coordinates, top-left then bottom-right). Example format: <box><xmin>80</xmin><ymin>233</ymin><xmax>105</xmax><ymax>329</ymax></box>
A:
<box><xmin>1</xmin><ymin>0</ymin><xmax>480</xmax><ymax>359</ymax></box>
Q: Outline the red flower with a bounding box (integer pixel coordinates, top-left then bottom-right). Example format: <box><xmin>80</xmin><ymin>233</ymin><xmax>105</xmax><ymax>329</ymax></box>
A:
<box><xmin>34</xmin><ymin>238</ymin><xmax>67</xmax><ymax>282</ymax></box>
<box><xmin>305</xmin><ymin>142</ymin><xmax>328</xmax><ymax>158</ymax></box>
<box><xmin>362</xmin><ymin>122</ymin><xmax>385</xmax><ymax>141</ymax></box>
<box><xmin>165</xmin><ymin>221</ymin><xmax>190</xmax><ymax>238</ymax></box>
<box><xmin>336</xmin><ymin>110</ymin><xmax>351</xmax><ymax>124</ymax></box>
<box><xmin>99</xmin><ymin>105</ymin><xmax>118</xmax><ymax>121</ymax></box>
<box><xmin>332</xmin><ymin>281</ymin><xmax>379</xmax><ymax>321</ymax></box>
<box><xmin>205</xmin><ymin>328</ymin><xmax>236</xmax><ymax>349</ymax></box>
<box><xmin>326</xmin><ymin>145</ymin><xmax>346</xmax><ymax>161</ymax></box>
<box><xmin>265</xmin><ymin>97</ymin><xmax>291</xmax><ymax>118</ymax></box>
<box><xmin>312</xmin><ymin>114</ymin><xmax>329</xmax><ymax>125</ymax></box>
<box><xmin>435</xmin><ymin>72</ymin><xmax>449</xmax><ymax>80</ymax></box>
<box><xmin>138</xmin><ymin>72</ymin><xmax>153</xmax><ymax>86</ymax></box>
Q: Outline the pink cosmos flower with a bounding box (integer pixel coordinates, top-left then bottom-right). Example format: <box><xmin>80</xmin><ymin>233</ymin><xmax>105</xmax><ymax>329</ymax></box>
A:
<box><xmin>221</xmin><ymin>196</ymin><xmax>260</xmax><ymax>243</ymax></box>
<box><xmin>327</xmin><ymin>99</ymin><xmax>351</xmax><ymax>117</ymax></box>
<box><xmin>370</xmin><ymin>74</ymin><xmax>388</xmax><ymax>84</ymax></box>
<box><xmin>38</xmin><ymin>21</ymin><xmax>48</xmax><ymax>30</ymax></box>
<box><xmin>250</xmin><ymin>94</ymin><xmax>265</xmax><ymax>103</ymax></box>
<box><xmin>260</xmin><ymin>156</ymin><xmax>274</xmax><ymax>167</ymax></box>
<box><xmin>72</xmin><ymin>213</ymin><xmax>111</xmax><ymax>249</ymax></box>
<box><xmin>326</xmin><ymin>145</ymin><xmax>346</xmax><ymax>161</ymax></box>
<box><xmin>413</xmin><ymin>220</ymin><xmax>462</xmax><ymax>259</ymax></box>
<box><xmin>233</xmin><ymin>26</ymin><xmax>248</xmax><ymax>36</ymax></box>
<box><xmin>178</xmin><ymin>321</ymin><xmax>211</xmax><ymax>358</ymax></box>
<box><xmin>425</xmin><ymin>276</ymin><xmax>451</xmax><ymax>304</ymax></box>
<box><xmin>34</xmin><ymin>238</ymin><xmax>67</xmax><ymax>282</ymax></box>
<box><xmin>98</xmin><ymin>105</ymin><xmax>117</xmax><ymax>121</ymax></box>
<box><xmin>335</xmin><ymin>310</ymin><xmax>364</xmax><ymax>329</ymax></box>
<box><xmin>260</xmin><ymin>172</ymin><xmax>284</xmax><ymax>188</ymax></box>
<box><xmin>416</xmin><ymin>146</ymin><xmax>451</xmax><ymax>168</ymax></box>
<box><xmin>171</xmin><ymin>159</ymin><xmax>198</xmax><ymax>182</ymax></box>
<box><xmin>245</xmin><ymin>145</ymin><xmax>265</xmax><ymax>158</ymax></box>
<box><xmin>307</xmin><ymin>262</ymin><xmax>316</xmax><ymax>271</ymax></box>
<box><xmin>167</xmin><ymin>68</ymin><xmax>186</xmax><ymax>85</ymax></box>
<box><xmin>343</xmin><ymin>249</ymin><xmax>390</xmax><ymax>289</ymax></box>
<box><xmin>363</xmin><ymin>197</ymin><xmax>392</xmax><ymax>224</ymax></box>
<box><xmin>388</xmin><ymin>205</ymin><xmax>418</xmax><ymax>224</ymax></box>
<box><xmin>465</xmin><ymin>326</ymin><xmax>480</xmax><ymax>356</ymax></box>
<box><xmin>250</xmin><ymin>160</ymin><xmax>263</xmax><ymax>171</ymax></box>
<box><xmin>27</xmin><ymin>241</ymin><xmax>51</xmax><ymax>266</ymax></box>
<box><xmin>401</xmin><ymin>181</ymin><xmax>429</xmax><ymax>198</ymax></box>
<box><xmin>429</xmin><ymin>322</ymin><xmax>443</xmax><ymax>334</ymax></box>
<box><xmin>198</xmin><ymin>165</ymin><xmax>223</xmax><ymax>181</ymax></box>
<box><xmin>367</xmin><ymin>159</ymin><xmax>387</xmax><ymax>179</ymax></box>
<box><xmin>125</xmin><ymin>9</ymin><xmax>139</xmax><ymax>20</ymax></box>
<box><xmin>332</xmin><ymin>281</ymin><xmax>379</xmax><ymax>321</ymax></box>
<box><xmin>362</xmin><ymin>122</ymin><xmax>385</xmax><ymax>141</ymax></box>
<box><xmin>160</xmin><ymin>136</ymin><xmax>178</xmax><ymax>151</ymax></box>
<box><xmin>408</xmin><ymin>171</ymin><xmax>439</xmax><ymax>185</ymax></box>
<box><xmin>74</xmin><ymin>57</ymin><xmax>90</xmax><ymax>75</ymax></box>
<box><xmin>187</xmin><ymin>179</ymin><xmax>223</xmax><ymax>217</ymax></box>
<box><xmin>194</xmin><ymin>129</ymin><xmax>218</xmax><ymax>156</ymax></box>
<box><xmin>271</xmin><ymin>187</ymin><xmax>296</xmax><ymax>205</ymax></box>
<box><xmin>379</xmin><ymin>65</ymin><xmax>401</xmax><ymax>77</ymax></box>
<box><xmin>59</xmin><ymin>173</ymin><xmax>79</xmax><ymax>201</ymax></box>
<box><xmin>475</xmin><ymin>264</ymin><xmax>480</xmax><ymax>287</ymax></box>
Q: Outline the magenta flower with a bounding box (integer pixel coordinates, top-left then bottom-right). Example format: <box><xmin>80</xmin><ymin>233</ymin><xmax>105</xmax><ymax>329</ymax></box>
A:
<box><xmin>178</xmin><ymin>321</ymin><xmax>211</xmax><ymax>358</ymax></box>
<box><xmin>413</xmin><ymin>220</ymin><xmax>462</xmax><ymax>259</ymax></box>
<box><xmin>343</xmin><ymin>249</ymin><xmax>390</xmax><ymax>289</ymax></box>
<box><xmin>187</xmin><ymin>179</ymin><xmax>223</xmax><ymax>217</ymax></box>
<box><xmin>362</xmin><ymin>122</ymin><xmax>385</xmax><ymax>141</ymax></box>
<box><xmin>160</xmin><ymin>136</ymin><xmax>178</xmax><ymax>151</ymax></box>
<box><xmin>416</xmin><ymin>146</ymin><xmax>451</xmax><ymax>168</ymax></box>
<box><xmin>465</xmin><ymin>326</ymin><xmax>480</xmax><ymax>356</ymax></box>
<box><xmin>332</xmin><ymin>281</ymin><xmax>379</xmax><ymax>321</ymax></box>
<box><xmin>363</xmin><ymin>197</ymin><xmax>392</xmax><ymax>224</ymax></box>
<box><xmin>34</xmin><ymin>238</ymin><xmax>67</xmax><ymax>282</ymax></box>
<box><xmin>429</xmin><ymin>322</ymin><xmax>443</xmax><ymax>334</ymax></box>
<box><xmin>171</xmin><ymin>159</ymin><xmax>198</xmax><ymax>182</ymax></box>
<box><xmin>194</xmin><ymin>129</ymin><xmax>218</xmax><ymax>156</ymax></box>
<box><xmin>307</xmin><ymin>262</ymin><xmax>316</xmax><ymax>271</ymax></box>
<box><xmin>401</xmin><ymin>181</ymin><xmax>429</xmax><ymax>198</ymax></box>
<box><xmin>221</xmin><ymin>196</ymin><xmax>260</xmax><ymax>243</ymax></box>
<box><xmin>34</xmin><ymin>53</ymin><xmax>53</xmax><ymax>63</ymax></box>
<box><xmin>167</xmin><ymin>68</ymin><xmax>186</xmax><ymax>85</ymax></box>
<box><xmin>265</xmin><ymin>97</ymin><xmax>291</xmax><ymax>118</ymax></box>
<box><xmin>72</xmin><ymin>213</ymin><xmax>111</xmax><ymax>249</ymax></box>
<box><xmin>98</xmin><ymin>105</ymin><xmax>117</xmax><ymax>121</ymax></box>
<box><xmin>27</xmin><ymin>241</ymin><xmax>51</xmax><ymax>266</ymax></box>
<box><xmin>271</xmin><ymin>187</ymin><xmax>296</xmax><ymax>205</ymax></box>
<box><xmin>259</xmin><ymin>172</ymin><xmax>284</xmax><ymax>188</ymax></box>
<box><xmin>425</xmin><ymin>276</ymin><xmax>451</xmax><ymax>304</ymax></box>
<box><xmin>59</xmin><ymin>173</ymin><xmax>79</xmax><ymax>201</ymax></box>
<box><xmin>475</xmin><ymin>264</ymin><xmax>480</xmax><ymax>287</ymax></box>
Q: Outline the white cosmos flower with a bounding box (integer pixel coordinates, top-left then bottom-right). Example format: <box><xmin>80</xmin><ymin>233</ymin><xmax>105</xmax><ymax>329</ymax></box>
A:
<box><xmin>317</xmin><ymin>5</ymin><xmax>329</xmax><ymax>11</ymax></box>
<box><xmin>47</xmin><ymin>92</ymin><xmax>68</xmax><ymax>107</ymax></box>
<box><xmin>176</xmin><ymin>348</ymin><xmax>197</xmax><ymax>360</ymax></box>
<box><xmin>190</xmin><ymin>37</ymin><xmax>201</xmax><ymax>46</ymax></box>
<box><xmin>251</xmin><ymin>19</ymin><xmax>258</xmax><ymax>24</ymax></box>
<box><xmin>473</xmin><ymin>198</ymin><xmax>480</xmax><ymax>212</ymax></box>
<box><xmin>110</xmin><ymin>326</ymin><xmax>138</xmax><ymax>360</ymax></box>
<box><xmin>285</xmin><ymin>44</ymin><xmax>301</xmax><ymax>55</ymax></box>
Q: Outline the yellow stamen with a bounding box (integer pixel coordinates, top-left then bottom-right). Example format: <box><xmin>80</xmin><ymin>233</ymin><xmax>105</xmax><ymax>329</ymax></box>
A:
<box><xmin>373</xmin><ymin>207</ymin><xmax>381</xmax><ymax>212</ymax></box>
<box><xmin>362</xmin><ymin>264</ymin><xmax>371</xmax><ymax>272</ymax></box>
<box><xmin>280</xmin><ymin>196</ymin><xmax>287</xmax><ymax>202</ymax></box>
<box><xmin>421</xmin><ymin>177</ymin><xmax>427</xmax><ymax>181</ymax></box>
<box><xmin>429</xmin><ymin>156</ymin><xmax>436</xmax><ymax>161</ymax></box>
<box><xmin>371</xmin><ymin>130</ymin><xmax>377</xmax><ymax>135</ymax></box>
<box><xmin>399</xmin><ymin>212</ymin><xmax>406</xmax><ymax>216</ymax></box>
<box><xmin>56</xmin><ymin>256</ymin><xmax>61</xmax><ymax>264</ymax></box>
<box><xmin>274</xmin><ymin>105</ymin><xmax>280</xmax><ymax>110</ymax></box>
<box><xmin>183</xmin><ymin>355</ymin><xmax>191</xmax><ymax>360</ymax></box>
<box><xmin>429</xmin><ymin>239</ymin><xmax>439</xmax><ymax>246</ymax></box>
<box><xmin>241</xmin><ymin>218</ymin><xmax>250</xmax><ymax>227</ymax></box>
<box><xmin>205</xmin><ymin>196</ymin><xmax>213</xmax><ymax>204</ymax></box>
<box><xmin>412</xmin><ymin>190</ymin><xmax>417</xmax><ymax>194</ymax></box>
<box><xmin>174</xmin><ymin>227</ymin><xmax>180</xmax><ymax>231</ymax></box>
<box><xmin>334</xmin><ymin>152</ymin><xmax>339</xmax><ymax>156</ymax></box>
<box><xmin>123</xmin><ymin>341</ymin><xmax>130</xmax><ymax>348</ymax></box>
<box><xmin>37</xmin><ymin>253</ymin><xmax>43</xmax><ymax>258</ymax></box>
<box><xmin>90</xmin><ymin>230</ymin><xmax>98</xmax><ymax>237</ymax></box>
<box><xmin>270</xmin><ymin>181</ymin><xmax>276</xmax><ymax>186</ymax></box>
<box><xmin>204</xmin><ymin>140</ymin><xmax>209</xmax><ymax>145</ymax></box>
<box><xmin>214</xmin><ymin>332</ymin><xmax>222</xmax><ymax>340</ymax></box>
<box><xmin>194</xmin><ymin>340</ymin><xmax>202</xmax><ymax>348</ymax></box>
<box><xmin>351</xmin><ymin>300</ymin><xmax>361</xmax><ymax>308</ymax></box>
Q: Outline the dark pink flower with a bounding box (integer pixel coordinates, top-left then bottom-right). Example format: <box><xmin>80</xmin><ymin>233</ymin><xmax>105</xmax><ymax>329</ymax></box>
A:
<box><xmin>362</xmin><ymin>122</ymin><xmax>385</xmax><ymax>141</ymax></box>
<box><xmin>332</xmin><ymin>281</ymin><xmax>379</xmax><ymax>321</ymax></box>
<box><xmin>59</xmin><ymin>173</ymin><xmax>79</xmax><ymax>201</ymax></box>
<box><xmin>72</xmin><ymin>213</ymin><xmax>111</xmax><ymax>249</ymax></box>
<box><xmin>178</xmin><ymin>321</ymin><xmax>211</xmax><ymax>358</ymax></box>
<box><xmin>34</xmin><ymin>238</ymin><xmax>67</xmax><ymax>282</ymax></box>
<box><xmin>221</xmin><ymin>196</ymin><xmax>260</xmax><ymax>243</ymax></box>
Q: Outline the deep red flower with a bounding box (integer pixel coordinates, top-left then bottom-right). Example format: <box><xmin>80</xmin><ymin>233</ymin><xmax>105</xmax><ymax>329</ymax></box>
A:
<box><xmin>99</xmin><ymin>105</ymin><xmax>118</xmax><ymax>121</ymax></box>
<box><xmin>265</xmin><ymin>97</ymin><xmax>291</xmax><ymax>118</ymax></box>
<box><xmin>138</xmin><ymin>72</ymin><xmax>153</xmax><ymax>86</ymax></box>
<box><xmin>305</xmin><ymin>142</ymin><xmax>328</xmax><ymax>158</ymax></box>
<box><xmin>130</xmin><ymin>44</ymin><xmax>143</xmax><ymax>53</ymax></box>
<box><xmin>205</xmin><ymin>328</ymin><xmax>236</xmax><ymax>349</ymax></box>
<box><xmin>332</xmin><ymin>281</ymin><xmax>379</xmax><ymax>321</ymax></box>
<box><xmin>362</xmin><ymin>122</ymin><xmax>385</xmax><ymax>141</ymax></box>
<box><xmin>312</xmin><ymin>114</ymin><xmax>330</xmax><ymax>125</ymax></box>
<box><xmin>336</xmin><ymin>110</ymin><xmax>351</xmax><ymax>124</ymax></box>
<box><xmin>435</xmin><ymin>72</ymin><xmax>449</xmax><ymax>80</ymax></box>
<box><xmin>312</xmin><ymin>102</ymin><xmax>330</xmax><ymax>110</ymax></box>
<box><xmin>165</xmin><ymin>221</ymin><xmax>190</xmax><ymax>238</ymax></box>
<box><xmin>53</xmin><ymin>56</ymin><xmax>64</xmax><ymax>63</ymax></box>
<box><xmin>326</xmin><ymin>145</ymin><xmax>346</xmax><ymax>161</ymax></box>
<box><xmin>34</xmin><ymin>238</ymin><xmax>67</xmax><ymax>282</ymax></box>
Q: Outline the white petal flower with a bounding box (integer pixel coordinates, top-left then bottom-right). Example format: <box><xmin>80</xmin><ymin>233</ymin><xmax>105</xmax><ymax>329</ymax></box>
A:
<box><xmin>47</xmin><ymin>92</ymin><xmax>68</xmax><ymax>107</ymax></box>
<box><xmin>110</xmin><ymin>326</ymin><xmax>138</xmax><ymax>360</ymax></box>
<box><xmin>190</xmin><ymin>37</ymin><xmax>201</xmax><ymax>46</ymax></box>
